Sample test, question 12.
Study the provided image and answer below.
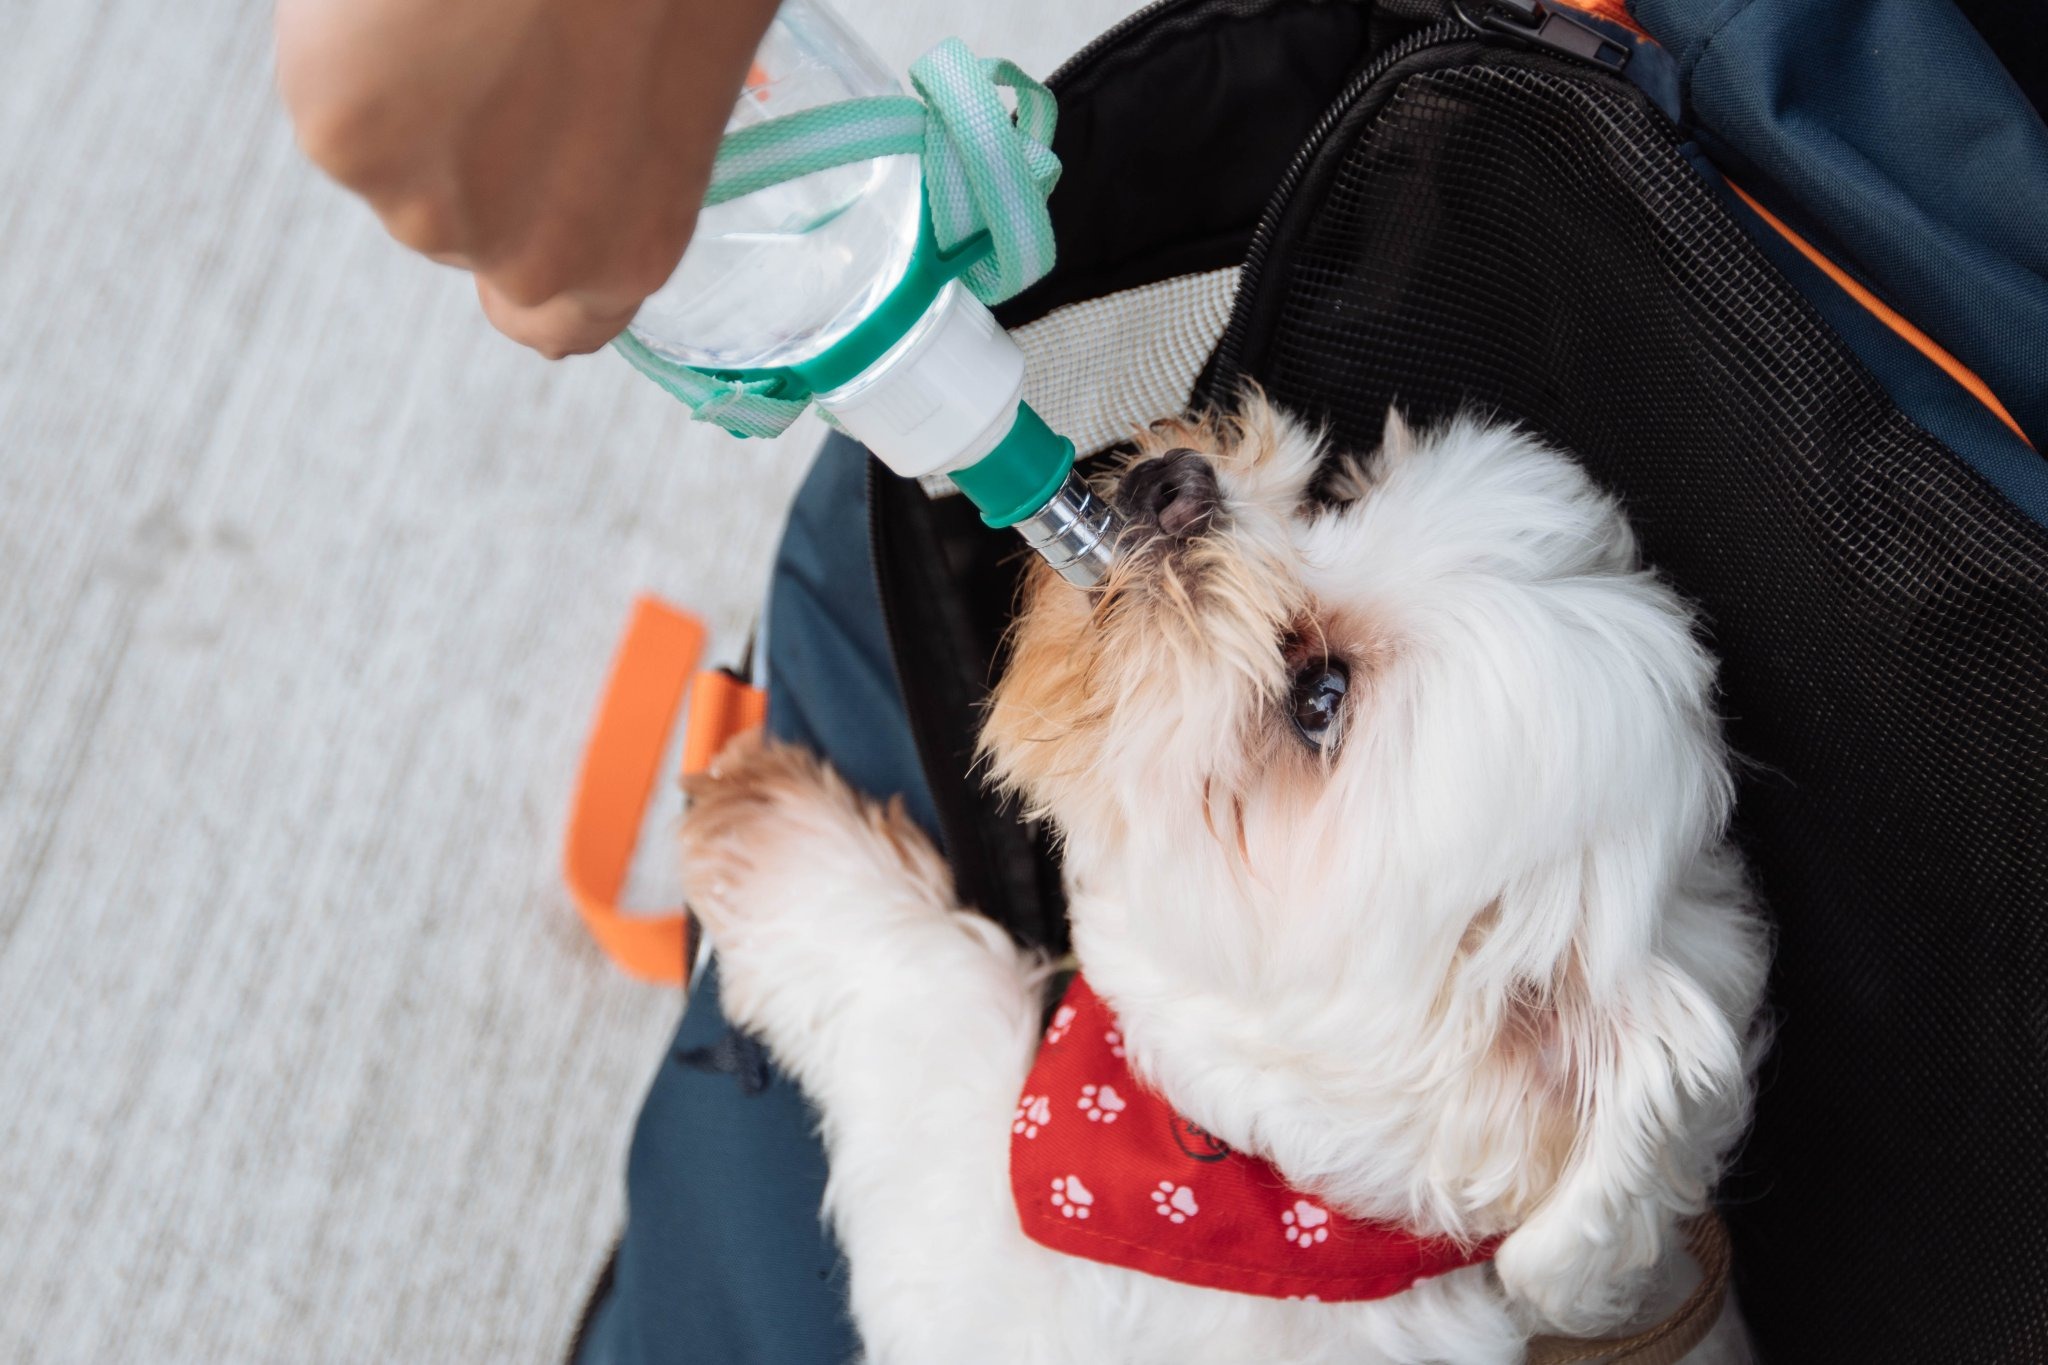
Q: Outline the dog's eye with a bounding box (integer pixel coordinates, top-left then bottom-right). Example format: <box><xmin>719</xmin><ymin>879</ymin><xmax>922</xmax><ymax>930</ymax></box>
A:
<box><xmin>1290</xmin><ymin>660</ymin><xmax>1349</xmax><ymax>748</ymax></box>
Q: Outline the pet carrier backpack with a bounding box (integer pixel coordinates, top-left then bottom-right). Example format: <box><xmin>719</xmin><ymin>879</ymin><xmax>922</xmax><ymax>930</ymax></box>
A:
<box><xmin>570</xmin><ymin>2</ymin><xmax>2048</xmax><ymax>1361</ymax></box>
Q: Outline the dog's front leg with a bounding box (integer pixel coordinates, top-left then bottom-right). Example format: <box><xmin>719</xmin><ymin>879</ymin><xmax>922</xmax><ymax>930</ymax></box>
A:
<box><xmin>682</xmin><ymin>736</ymin><xmax>1058</xmax><ymax>1363</ymax></box>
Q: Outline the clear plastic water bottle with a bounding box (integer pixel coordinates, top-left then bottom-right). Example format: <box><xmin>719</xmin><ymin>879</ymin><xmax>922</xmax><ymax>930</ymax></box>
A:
<box><xmin>628</xmin><ymin>4</ymin><xmax>922</xmax><ymax>374</ymax></box>
<box><xmin>623</xmin><ymin>0</ymin><xmax>1120</xmax><ymax>587</ymax></box>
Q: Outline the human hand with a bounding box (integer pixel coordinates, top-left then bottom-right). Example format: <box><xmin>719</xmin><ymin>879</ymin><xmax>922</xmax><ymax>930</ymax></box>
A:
<box><xmin>276</xmin><ymin>0</ymin><xmax>779</xmax><ymax>357</ymax></box>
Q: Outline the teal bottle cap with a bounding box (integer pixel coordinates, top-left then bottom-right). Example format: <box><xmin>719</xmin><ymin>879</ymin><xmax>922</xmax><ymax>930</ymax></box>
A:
<box><xmin>950</xmin><ymin>402</ymin><xmax>1076</xmax><ymax>528</ymax></box>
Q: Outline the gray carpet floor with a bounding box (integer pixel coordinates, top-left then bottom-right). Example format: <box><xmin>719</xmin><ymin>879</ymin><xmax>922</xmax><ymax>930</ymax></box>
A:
<box><xmin>0</xmin><ymin>1</ymin><xmax>1139</xmax><ymax>1359</ymax></box>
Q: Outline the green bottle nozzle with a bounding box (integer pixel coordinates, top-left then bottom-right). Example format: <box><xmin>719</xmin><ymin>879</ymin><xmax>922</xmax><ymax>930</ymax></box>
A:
<box><xmin>951</xmin><ymin>403</ymin><xmax>1123</xmax><ymax>587</ymax></box>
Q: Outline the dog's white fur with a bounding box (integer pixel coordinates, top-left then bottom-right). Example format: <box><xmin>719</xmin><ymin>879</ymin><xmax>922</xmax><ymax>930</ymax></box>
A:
<box><xmin>683</xmin><ymin>396</ymin><xmax>1769</xmax><ymax>1364</ymax></box>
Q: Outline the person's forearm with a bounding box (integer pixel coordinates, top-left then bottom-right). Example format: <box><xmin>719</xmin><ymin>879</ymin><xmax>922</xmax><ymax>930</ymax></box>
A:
<box><xmin>276</xmin><ymin>0</ymin><xmax>780</xmax><ymax>357</ymax></box>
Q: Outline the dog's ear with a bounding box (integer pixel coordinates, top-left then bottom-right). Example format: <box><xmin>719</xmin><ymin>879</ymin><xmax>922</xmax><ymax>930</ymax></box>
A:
<box><xmin>1213</xmin><ymin>386</ymin><xmax>1327</xmax><ymax>511</ymax></box>
<box><xmin>1380</xmin><ymin>406</ymin><xmax>1416</xmax><ymax>463</ymax></box>
<box><xmin>1314</xmin><ymin>407</ymin><xmax>1412</xmax><ymax>507</ymax></box>
<box><xmin>1486</xmin><ymin>846</ymin><xmax>1757</xmax><ymax>1334</ymax></box>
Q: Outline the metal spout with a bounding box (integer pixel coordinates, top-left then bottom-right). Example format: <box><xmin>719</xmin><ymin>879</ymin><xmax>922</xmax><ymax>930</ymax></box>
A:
<box><xmin>1012</xmin><ymin>470</ymin><xmax>1124</xmax><ymax>588</ymax></box>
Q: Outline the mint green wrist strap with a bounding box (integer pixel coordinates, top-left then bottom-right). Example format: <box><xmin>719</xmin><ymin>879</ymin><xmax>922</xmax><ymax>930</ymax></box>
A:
<box><xmin>616</xmin><ymin>38</ymin><xmax>1061</xmax><ymax>440</ymax></box>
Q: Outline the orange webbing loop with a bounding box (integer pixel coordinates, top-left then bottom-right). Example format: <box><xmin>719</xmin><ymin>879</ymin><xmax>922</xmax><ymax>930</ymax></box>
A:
<box><xmin>562</xmin><ymin>595</ymin><xmax>766</xmax><ymax>985</ymax></box>
<box><xmin>682</xmin><ymin>669</ymin><xmax>769</xmax><ymax>779</ymax></box>
<box><xmin>1551</xmin><ymin>0</ymin><xmax>1648</xmax><ymax>38</ymax></box>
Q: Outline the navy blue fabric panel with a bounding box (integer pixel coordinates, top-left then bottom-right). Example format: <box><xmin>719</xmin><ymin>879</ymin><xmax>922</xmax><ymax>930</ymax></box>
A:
<box><xmin>1634</xmin><ymin>0</ymin><xmax>2048</xmax><ymax>449</ymax></box>
<box><xmin>585</xmin><ymin>958</ymin><xmax>856</xmax><ymax>1365</ymax></box>
<box><xmin>576</xmin><ymin>434</ymin><xmax>931</xmax><ymax>1365</ymax></box>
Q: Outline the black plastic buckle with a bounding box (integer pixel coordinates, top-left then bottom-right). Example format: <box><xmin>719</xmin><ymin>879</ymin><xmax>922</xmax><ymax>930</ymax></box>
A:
<box><xmin>1452</xmin><ymin>0</ymin><xmax>1631</xmax><ymax>71</ymax></box>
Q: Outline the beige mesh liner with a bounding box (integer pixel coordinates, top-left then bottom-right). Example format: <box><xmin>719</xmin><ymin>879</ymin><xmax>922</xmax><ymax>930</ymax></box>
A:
<box><xmin>919</xmin><ymin>266</ymin><xmax>1241</xmax><ymax>497</ymax></box>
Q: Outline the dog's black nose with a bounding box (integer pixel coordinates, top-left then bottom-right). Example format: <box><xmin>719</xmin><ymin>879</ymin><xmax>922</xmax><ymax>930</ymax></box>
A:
<box><xmin>1118</xmin><ymin>448</ymin><xmax>1219</xmax><ymax>538</ymax></box>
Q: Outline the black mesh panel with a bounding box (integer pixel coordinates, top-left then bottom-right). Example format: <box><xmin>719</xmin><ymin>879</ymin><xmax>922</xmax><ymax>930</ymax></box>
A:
<box><xmin>1213</xmin><ymin>55</ymin><xmax>2048</xmax><ymax>1364</ymax></box>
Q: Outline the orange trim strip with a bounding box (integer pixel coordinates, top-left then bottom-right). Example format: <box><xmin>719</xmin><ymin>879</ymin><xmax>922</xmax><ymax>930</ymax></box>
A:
<box><xmin>562</xmin><ymin>596</ymin><xmax>766</xmax><ymax>986</ymax></box>
<box><xmin>1725</xmin><ymin>179</ymin><xmax>2032</xmax><ymax>448</ymax></box>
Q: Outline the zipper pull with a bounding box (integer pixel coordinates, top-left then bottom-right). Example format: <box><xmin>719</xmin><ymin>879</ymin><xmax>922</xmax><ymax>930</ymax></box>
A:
<box><xmin>1452</xmin><ymin>0</ymin><xmax>1630</xmax><ymax>71</ymax></box>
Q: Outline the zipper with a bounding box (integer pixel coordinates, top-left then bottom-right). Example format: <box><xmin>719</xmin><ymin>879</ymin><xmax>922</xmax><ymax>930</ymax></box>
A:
<box><xmin>1210</xmin><ymin>3</ymin><xmax>1628</xmax><ymax>383</ymax></box>
<box><xmin>1209</xmin><ymin>18</ymin><xmax>1470</xmax><ymax>382</ymax></box>
<box><xmin>1449</xmin><ymin>0</ymin><xmax>1631</xmax><ymax>70</ymax></box>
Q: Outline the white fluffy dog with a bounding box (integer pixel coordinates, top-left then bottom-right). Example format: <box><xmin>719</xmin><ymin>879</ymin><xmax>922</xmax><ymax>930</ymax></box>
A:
<box><xmin>682</xmin><ymin>395</ymin><xmax>1769</xmax><ymax>1364</ymax></box>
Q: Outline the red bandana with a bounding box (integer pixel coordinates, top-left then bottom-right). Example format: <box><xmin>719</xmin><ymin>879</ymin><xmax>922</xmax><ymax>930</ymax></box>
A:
<box><xmin>1010</xmin><ymin>976</ymin><xmax>1498</xmax><ymax>1301</ymax></box>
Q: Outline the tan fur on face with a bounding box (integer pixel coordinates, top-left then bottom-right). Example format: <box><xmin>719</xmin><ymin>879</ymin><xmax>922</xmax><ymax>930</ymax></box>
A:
<box><xmin>982</xmin><ymin>398</ymin><xmax>1326</xmax><ymax>834</ymax></box>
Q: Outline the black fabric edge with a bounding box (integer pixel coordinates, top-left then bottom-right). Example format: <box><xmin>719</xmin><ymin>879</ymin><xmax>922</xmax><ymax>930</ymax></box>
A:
<box><xmin>996</xmin><ymin>227</ymin><xmax>1255</xmax><ymax>331</ymax></box>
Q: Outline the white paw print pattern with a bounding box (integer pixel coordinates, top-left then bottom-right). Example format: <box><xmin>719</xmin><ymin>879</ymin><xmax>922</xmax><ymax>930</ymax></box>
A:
<box><xmin>1077</xmin><ymin>1083</ymin><xmax>1127</xmax><ymax>1123</ymax></box>
<box><xmin>1044</xmin><ymin>1004</ymin><xmax>1077</xmax><ymax>1045</ymax></box>
<box><xmin>1012</xmin><ymin>1093</ymin><xmax>1052</xmax><ymax>1139</ymax></box>
<box><xmin>1150</xmin><ymin>1181</ymin><xmax>1199</xmax><ymax>1224</ymax></box>
<box><xmin>1104</xmin><ymin>1027</ymin><xmax>1126</xmax><ymax>1058</ymax></box>
<box><xmin>1282</xmin><ymin>1199</ymin><xmax>1331</xmax><ymax>1247</ymax></box>
<box><xmin>1050</xmin><ymin>1175</ymin><xmax>1094</xmax><ymax>1219</ymax></box>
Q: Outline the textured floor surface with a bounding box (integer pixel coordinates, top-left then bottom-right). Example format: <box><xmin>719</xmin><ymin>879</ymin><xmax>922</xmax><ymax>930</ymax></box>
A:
<box><xmin>0</xmin><ymin>2</ymin><xmax>1141</xmax><ymax>1359</ymax></box>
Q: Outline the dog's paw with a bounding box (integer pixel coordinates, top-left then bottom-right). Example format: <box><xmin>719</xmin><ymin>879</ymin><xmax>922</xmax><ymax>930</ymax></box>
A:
<box><xmin>680</xmin><ymin>734</ymin><xmax>953</xmax><ymax>948</ymax></box>
<box><xmin>1494</xmin><ymin>1207</ymin><xmax>1665</xmax><ymax>1336</ymax></box>
<box><xmin>682</xmin><ymin>734</ymin><xmax>838</xmax><ymax>940</ymax></box>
